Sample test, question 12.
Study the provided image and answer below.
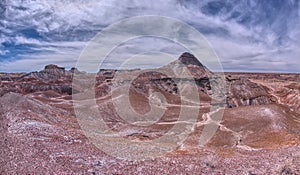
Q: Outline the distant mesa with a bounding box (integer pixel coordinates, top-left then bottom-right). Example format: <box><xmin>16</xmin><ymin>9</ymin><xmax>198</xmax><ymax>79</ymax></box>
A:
<box><xmin>43</xmin><ymin>65</ymin><xmax>82</xmax><ymax>74</ymax></box>
<box><xmin>42</xmin><ymin>64</ymin><xmax>66</xmax><ymax>76</ymax></box>
<box><xmin>70</xmin><ymin>67</ymin><xmax>80</xmax><ymax>73</ymax></box>
<box><xmin>44</xmin><ymin>64</ymin><xmax>65</xmax><ymax>71</ymax></box>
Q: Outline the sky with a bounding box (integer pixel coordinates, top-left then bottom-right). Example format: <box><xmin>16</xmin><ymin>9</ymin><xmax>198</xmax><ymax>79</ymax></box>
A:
<box><xmin>0</xmin><ymin>0</ymin><xmax>299</xmax><ymax>72</ymax></box>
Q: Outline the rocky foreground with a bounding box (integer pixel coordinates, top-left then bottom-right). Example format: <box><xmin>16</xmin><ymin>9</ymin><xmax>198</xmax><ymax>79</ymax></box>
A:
<box><xmin>1</xmin><ymin>53</ymin><xmax>300</xmax><ymax>174</ymax></box>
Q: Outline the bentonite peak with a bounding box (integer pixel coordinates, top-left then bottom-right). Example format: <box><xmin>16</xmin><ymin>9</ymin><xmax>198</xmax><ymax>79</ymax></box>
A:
<box><xmin>0</xmin><ymin>53</ymin><xmax>300</xmax><ymax>174</ymax></box>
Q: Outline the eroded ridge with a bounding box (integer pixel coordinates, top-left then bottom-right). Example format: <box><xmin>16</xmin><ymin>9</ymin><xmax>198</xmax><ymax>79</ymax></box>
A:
<box><xmin>1</xmin><ymin>53</ymin><xmax>300</xmax><ymax>174</ymax></box>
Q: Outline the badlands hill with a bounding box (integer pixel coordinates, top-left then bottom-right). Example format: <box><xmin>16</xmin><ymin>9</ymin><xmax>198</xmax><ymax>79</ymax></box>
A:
<box><xmin>0</xmin><ymin>53</ymin><xmax>300</xmax><ymax>174</ymax></box>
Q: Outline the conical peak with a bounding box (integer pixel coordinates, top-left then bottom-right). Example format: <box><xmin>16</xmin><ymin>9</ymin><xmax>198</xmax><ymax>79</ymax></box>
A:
<box><xmin>178</xmin><ymin>52</ymin><xmax>204</xmax><ymax>67</ymax></box>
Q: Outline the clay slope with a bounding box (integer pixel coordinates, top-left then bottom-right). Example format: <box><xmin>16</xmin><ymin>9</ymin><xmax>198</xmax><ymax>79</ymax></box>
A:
<box><xmin>0</xmin><ymin>53</ymin><xmax>300</xmax><ymax>174</ymax></box>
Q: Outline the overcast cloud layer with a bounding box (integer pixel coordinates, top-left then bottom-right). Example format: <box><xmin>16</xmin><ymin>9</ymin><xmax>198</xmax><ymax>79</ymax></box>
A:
<box><xmin>0</xmin><ymin>0</ymin><xmax>299</xmax><ymax>72</ymax></box>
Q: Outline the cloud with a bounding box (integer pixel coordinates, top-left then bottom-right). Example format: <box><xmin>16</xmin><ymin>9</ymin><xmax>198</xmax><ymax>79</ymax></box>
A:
<box><xmin>0</xmin><ymin>0</ymin><xmax>299</xmax><ymax>72</ymax></box>
<box><xmin>0</xmin><ymin>49</ymin><xmax>8</xmax><ymax>56</ymax></box>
